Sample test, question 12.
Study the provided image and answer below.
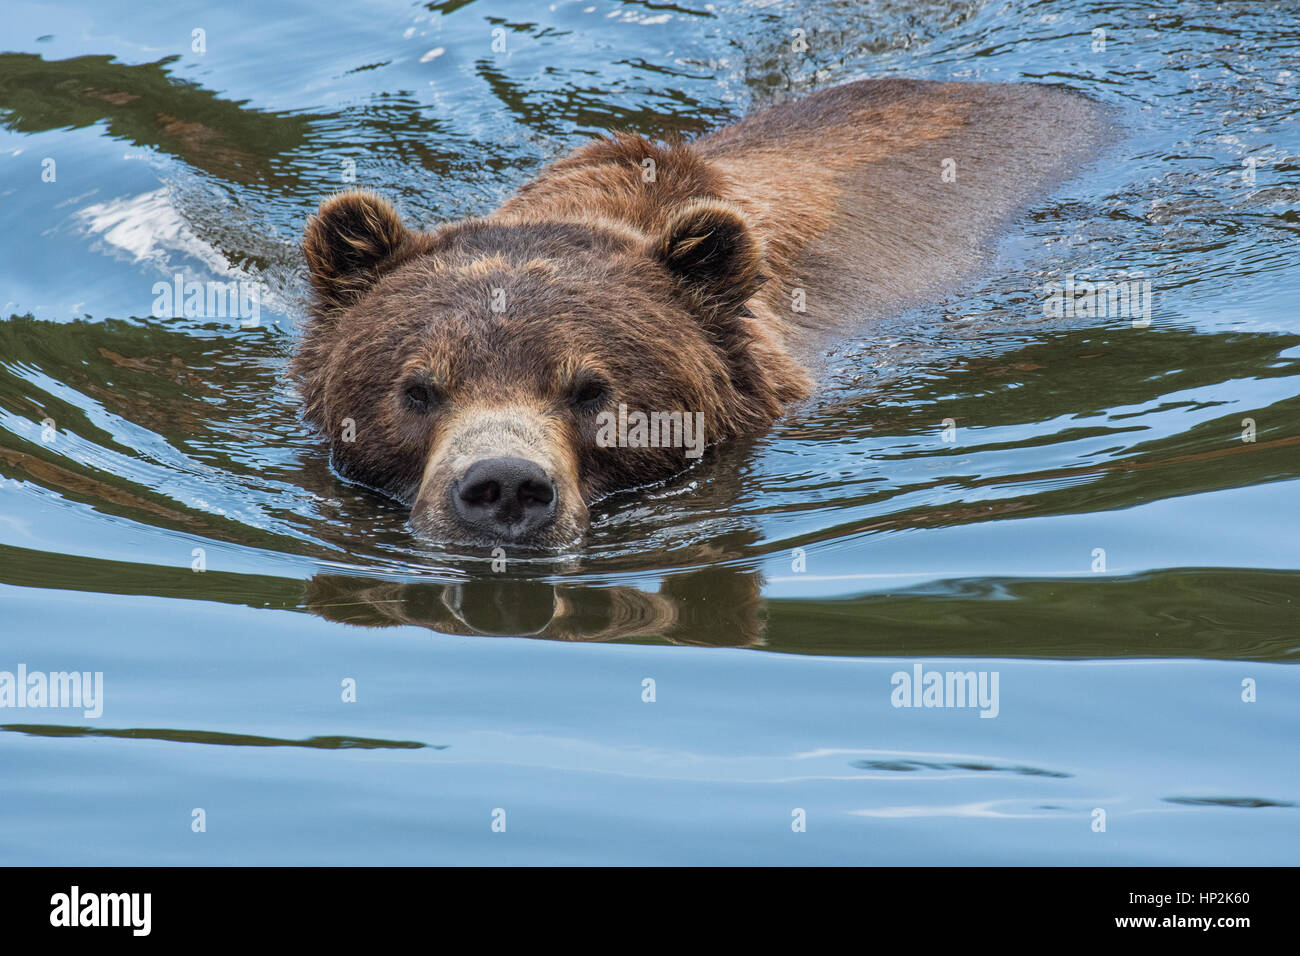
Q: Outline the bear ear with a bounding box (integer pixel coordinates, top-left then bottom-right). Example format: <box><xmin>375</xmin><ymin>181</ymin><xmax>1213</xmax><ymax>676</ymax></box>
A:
<box><xmin>304</xmin><ymin>190</ymin><xmax>411</xmax><ymax>307</ymax></box>
<box><xmin>653</xmin><ymin>198</ymin><xmax>765</xmax><ymax>315</ymax></box>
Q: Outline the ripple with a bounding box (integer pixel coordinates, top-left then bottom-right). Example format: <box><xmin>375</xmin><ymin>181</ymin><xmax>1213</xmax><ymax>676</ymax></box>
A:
<box><xmin>1</xmin><ymin>723</ymin><xmax>439</xmax><ymax>750</ymax></box>
<box><xmin>1164</xmin><ymin>795</ymin><xmax>1296</xmax><ymax>809</ymax></box>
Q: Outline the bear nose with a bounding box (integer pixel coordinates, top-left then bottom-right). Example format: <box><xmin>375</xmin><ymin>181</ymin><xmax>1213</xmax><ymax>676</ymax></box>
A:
<box><xmin>452</xmin><ymin>457</ymin><xmax>556</xmax><ymax>540</ymax></box>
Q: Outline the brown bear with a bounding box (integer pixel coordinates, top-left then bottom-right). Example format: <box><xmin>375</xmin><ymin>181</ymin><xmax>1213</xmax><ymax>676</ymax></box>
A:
<box><xmin>293</xmin><ymin>78</ymin><xmax>1105</xmax><ymax>549</ymax></box>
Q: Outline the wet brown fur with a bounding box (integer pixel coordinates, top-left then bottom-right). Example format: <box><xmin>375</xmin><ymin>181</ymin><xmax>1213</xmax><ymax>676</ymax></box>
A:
<box><xmin>292</xmin><ymin>78</ymin><xmax>1105</xmax><ymax>547</ymax></box>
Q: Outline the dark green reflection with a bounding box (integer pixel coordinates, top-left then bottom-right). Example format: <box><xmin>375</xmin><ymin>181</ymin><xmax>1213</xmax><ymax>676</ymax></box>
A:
<box><xmin>0</xmin><ymin>53</ymin><xmax>313</xmax><ymax>186</ymax></box>
<box><xmin>1</xmin><ymin>723</ymin><xmax>435</xmax><ymax>749</ymax></box>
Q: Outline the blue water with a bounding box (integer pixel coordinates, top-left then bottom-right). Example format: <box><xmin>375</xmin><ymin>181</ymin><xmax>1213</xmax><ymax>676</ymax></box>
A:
<box><xmin>0</xmin><ymin>0</ymin><xmax>1296</xmax><ymax>864</ymax></box>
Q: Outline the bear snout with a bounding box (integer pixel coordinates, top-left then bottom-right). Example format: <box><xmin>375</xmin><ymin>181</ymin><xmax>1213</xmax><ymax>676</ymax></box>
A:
<box><xmin>407</xmin><ymin>406</ymin><xmax>589</xmax><ymax>549</ymax></box>
<box><xmin>450</xmin><ymin>457</ymin><xmax>558</xmax><ymax>541</ymax></box>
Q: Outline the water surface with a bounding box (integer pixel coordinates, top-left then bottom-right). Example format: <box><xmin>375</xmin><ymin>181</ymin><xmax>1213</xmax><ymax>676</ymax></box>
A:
<box><xmin>1</xmin><ymin>0</ymin><xmax>1297</xmax><ymax>864</ymax></box>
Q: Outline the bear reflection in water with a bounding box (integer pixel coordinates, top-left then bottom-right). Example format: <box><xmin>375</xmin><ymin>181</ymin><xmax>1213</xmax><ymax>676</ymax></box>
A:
<box><xmin>303</xmin><ymin>564</ymin><xmax>765</xmax><ymax>646</ymax></box>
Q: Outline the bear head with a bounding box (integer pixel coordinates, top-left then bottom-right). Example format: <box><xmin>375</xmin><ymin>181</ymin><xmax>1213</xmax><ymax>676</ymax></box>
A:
<box><xmin>292</xmin><ymin>189</ymin><xmax>808</xmax><ymax>550</ymax></box>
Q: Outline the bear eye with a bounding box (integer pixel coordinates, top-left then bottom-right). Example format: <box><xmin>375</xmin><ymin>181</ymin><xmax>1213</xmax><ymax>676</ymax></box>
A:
<box><xmin>402</xmin><ymin>380</ymin><xmax>441</xmax><ymax>414</ymax></box>
<box><xmin>570</xmin><ymin>375</ymin><xmax>610</xmax><ymax>410</ymax></box>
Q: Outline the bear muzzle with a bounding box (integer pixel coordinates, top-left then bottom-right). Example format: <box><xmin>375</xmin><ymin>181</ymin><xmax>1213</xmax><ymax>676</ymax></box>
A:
<box><xmin>409</xmin><ymin>407</ymin><xmax>588</xmax><ymax>549</ymax></box>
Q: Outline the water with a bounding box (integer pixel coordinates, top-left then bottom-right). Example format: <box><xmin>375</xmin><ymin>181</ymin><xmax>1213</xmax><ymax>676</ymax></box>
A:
<box><xmin>1</xmin><ymin>0</ymin><xmax>1297</xmax><ymax>864</ymax></box>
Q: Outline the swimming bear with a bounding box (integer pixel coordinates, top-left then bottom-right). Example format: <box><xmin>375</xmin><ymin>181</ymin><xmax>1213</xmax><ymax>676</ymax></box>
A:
<box><xmin>293</xmin><ymin>78</ymin><xmax>1103</xmax><ymax>548</ymax></box>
